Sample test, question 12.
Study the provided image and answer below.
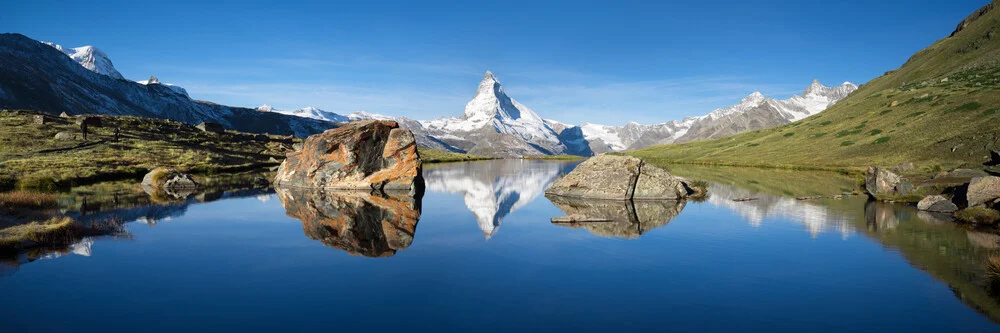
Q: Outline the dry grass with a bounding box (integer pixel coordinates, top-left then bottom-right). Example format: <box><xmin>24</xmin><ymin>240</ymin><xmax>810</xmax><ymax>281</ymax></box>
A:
<box><xmin>955</xmin><ymin>207</ymin><xmax>1000</xmax><ymax>225</ymax></box>
<box><xmin>0</xmin><ymin>216</ymin><xmax>128</xmax><ymax>252</ymax></box>
<box><xmin>0</xmin><ymin>191</ymin><xmax>58</xmax><ymax>209</ymax></box>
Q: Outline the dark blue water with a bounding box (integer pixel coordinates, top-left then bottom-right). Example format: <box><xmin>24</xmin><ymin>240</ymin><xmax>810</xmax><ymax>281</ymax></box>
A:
<box><xmin>3</xmin><ymin>160</ymin><xmax>1000</xmax><ymax>332</ymax></box>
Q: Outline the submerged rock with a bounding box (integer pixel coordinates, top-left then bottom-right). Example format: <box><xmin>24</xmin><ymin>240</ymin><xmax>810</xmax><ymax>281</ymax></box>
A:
<box><xmin>545</xmin><ymin>154</ymin><xmax>691</xmax><ymax>200</ymax></box>
<box><xmin>275</xmin><ymin>187</ymin><xmax>421</xmax><ymax>257</ymax></box>
<box><xmin>274</xmin><ymin>120</ymin><xmax>423</xmax><ymax>194</ymax></box>
<box><xmin>917</xmin><ymin>195</ymin><xmax>958</xmax><ymax>213</ymax></box>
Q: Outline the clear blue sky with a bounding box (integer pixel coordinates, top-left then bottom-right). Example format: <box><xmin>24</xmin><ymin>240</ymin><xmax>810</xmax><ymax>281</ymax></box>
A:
<box><xmin>2</xmin><ymin>0</ymin><xmax>988</xmax><ymax>125</ymax></box>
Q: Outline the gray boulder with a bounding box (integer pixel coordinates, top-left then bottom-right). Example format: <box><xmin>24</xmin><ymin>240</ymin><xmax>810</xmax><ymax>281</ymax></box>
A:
<box><xmin>966</xmin><ymin>176</ymin><xmax>1000</xmax><ymax>207</ymax></box>
<box><xmin>142</xmin><ymin>168</ymin><xmax>199</xmax><ymax>190</ymax></box>
<box><xmin>54</xmin><ymin>132</ymin><xmax>75</xmax><ymax>140</ymax></box>
<box><xmin>917</xmin><ymin>195</ymin><xmax>958</xmax><ymax>213</ymax></box>
<box><xmin>865</xmin><ymin>166</ymin><xmax>904</xmax><ymax>197</ymax></box>
<box><xmin>545</xmin><ymin>154</ymin><xmax>690</xmax><ymax>200</ymax></box>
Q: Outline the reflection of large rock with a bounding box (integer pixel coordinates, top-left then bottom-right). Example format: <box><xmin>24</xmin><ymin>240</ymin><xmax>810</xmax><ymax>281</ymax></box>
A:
<box><xmin>275</xmin><ymin>187</ymin><xmax>421</xmax><ymax>258</ymax></box>
<box><xmin>545</xmin><ymin>154</ymin><xmax>690</xmax><ymax>200</ymax></box>
<box><xmin>864</xmin><ymin>200</ymin><xmax>903</xmax><ymax>231</ymax></box>
<box><xmin>274</xmin><ymin>120</ymin><xmax>423</xmax><ymax>193</ymax></box>
<box><xmin>548</xmin><ymin>195</ymin><xmax>685</xmax><ymax>239</ymax></box>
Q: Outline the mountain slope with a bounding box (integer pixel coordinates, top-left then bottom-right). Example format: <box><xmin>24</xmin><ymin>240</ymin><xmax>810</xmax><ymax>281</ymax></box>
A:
<box><xmin>0</xmin><ymin>33</ymin><xmax>333</xmax><ymax>137</ymax></box>
<box><xmin>631</xmin><ymin>1</ymin><xmax>1000</xmax><ymax>170</ymax></box>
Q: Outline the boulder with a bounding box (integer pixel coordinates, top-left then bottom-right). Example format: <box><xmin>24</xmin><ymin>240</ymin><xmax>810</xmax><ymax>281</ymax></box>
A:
<box><xmin>273</xmin><ymin>120</ymin><xmax>423</xmax><ymax>194</ymax></box>
<box><xmin>196</xmin><ymin>121</ymin><xmax>224</xmax><ymax>133</ymax></box>
<box><xmin>54</xmin><ymin>132</ymin><xmax>75</xmax><ymax>140</ymax></box>
<box><xmin>865</xmin><ymin>166</ymin><xmax>904</xmax><ymax>197</ymax></box>
<box><xmin>917</xmin><ymin>195</ymin><xmax>958</xmax><ymax>213</ymax></box>
<box><xmin>141</xmin><ymin>168</ymin><xmax>199</xmax><ymax>190</ymax></box>
<box><xmin>966</xmin><ymin>176</ymin><xmax>1000</xmax><ymax>207</ymax></box>
<box><xmin>545</xmin><ymin>154</ymin><xmax>691</xmax><ymax>200</ymax></box>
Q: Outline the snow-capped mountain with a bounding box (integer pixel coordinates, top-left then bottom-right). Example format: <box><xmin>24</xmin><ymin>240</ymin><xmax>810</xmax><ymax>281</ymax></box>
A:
<box><xmin>417</xmin><ymin>72</ymin><xmax>567</xmax><ymax>156</ymax></box>
<box><xmin>43</xmin><ymin>42</ymin><xmax>125</xmax><ymax>80</ymax></box>
<box><xmin>1</xmin><ymin>34</ymin><xmax>332</xmax><ymax>137</ymax></box>
<box><xmin>137</xmin><ymin>76</ymin><xmax>189</xmax><ymax>98</ymax></box>
<box><xmin>259</xmin><ymin>105</ymin><xmax>350</xmax><ymax>123</ymax></box>
<box><xmin>675</xmin><ymin>80</ymin><xmax>857</xmax><ymax>143</ymax></box>
<box><xmin>557</xmin><ymin>80</ymin><xmax>858</xmax><ymax>151</ymax></box>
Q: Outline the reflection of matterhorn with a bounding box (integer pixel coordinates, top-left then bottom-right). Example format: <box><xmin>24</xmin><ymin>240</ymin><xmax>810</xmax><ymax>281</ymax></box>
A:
<box><xmin>423</xmin><ymin>160</ymin><xmax>570</xmax><ymax>238</ymax></box>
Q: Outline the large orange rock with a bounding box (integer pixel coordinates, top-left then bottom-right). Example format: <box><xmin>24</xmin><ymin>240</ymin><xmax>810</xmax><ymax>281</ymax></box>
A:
<box><xmin>274</xmin><ymin>120</ymin><xmax>423</xmax><ymax>194</ymax></box>
<box><xmin>275</xmin><ymin>187</ymin><xmax>421</xmax><ymax>258</ymax></box>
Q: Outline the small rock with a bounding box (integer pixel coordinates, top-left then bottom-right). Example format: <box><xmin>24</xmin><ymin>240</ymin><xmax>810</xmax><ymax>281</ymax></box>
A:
<box><xmin>142</xmin><ymin>168</ymin><xmax>199</xmax><ymax>190</ymax></box>
<box><xmin>917</xmin><ymin>195</ymin><xmax>959</xmax><ymax>213</ymax></box>
<box><xmin>196</xmin><ymin>121</ymin><xmax>224</xmax><ymax>133</ymax></box>
<box><xmin>889</xmin><ymin>100</ymin><xmax>899</xmax><ymax>107</ymax></box>
<box><xmin>54</xmin><ymin>132</ymin><xmax>75</xmax><ymax>140</ymax></box>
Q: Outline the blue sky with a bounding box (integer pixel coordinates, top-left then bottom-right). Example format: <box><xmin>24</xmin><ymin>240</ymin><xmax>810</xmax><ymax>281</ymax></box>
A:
<box><xmin>2</xmin><ymin>0</ymin><xmax>988</xmax><ymax>125</ymax></box>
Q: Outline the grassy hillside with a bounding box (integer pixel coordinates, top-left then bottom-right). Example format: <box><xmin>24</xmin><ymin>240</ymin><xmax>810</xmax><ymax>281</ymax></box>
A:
<box><xmin>0</xmin><ymin>110</ymin><xmax>298</xmax><ymax>190</ymax></box>
<box><xmin>632</xmin><ymin>2</ymin><xmax>1000</xmax><ymax>173</ymax></box>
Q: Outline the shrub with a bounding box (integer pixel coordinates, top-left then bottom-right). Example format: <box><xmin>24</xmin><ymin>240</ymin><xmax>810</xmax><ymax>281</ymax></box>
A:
<box><xmin>836</xmin><ymin>129</ymin><xmax>863</xmax><ymax>137</ymax></box>
<box><xmin>879</xmin><ymin>109</ymin><xmax>893</xmax><ymax>115</ymax></box>
<box><xmin>811</xmin><ymin>132</ymin><xmax>828</xmax><ymax>138</ymax></box>
<box><xmin>869</xmin><ymin>129</ymin><xmax>883</xmax><ymax>136</ymax></box>
<box><xmin>841</xmin><ymin>141</ymin><xmax>855</xmax><ymax>146</ymax></box>
<box><xmin>954</xmin><ymin>207</ymin><xmax>1000</xmax><ymax>225</ymax></box>
<box><xmin>783</xmin><ymin>132</ymin><xmax>795</xmax><ymax>137</ymax></box>
<box><xmin>819</xmin><ymin>121</ymin><xmax>832</xmax><ymax>126</ymax></box>
<box><xmin>944</xmin><ymin>101</ymin><xmax>982</xmax><ymax>113</ymax></box>
<box><xmin>984</xmin><ymin>108</ymin><xmax>999</xmax><ymax>116</ymax></box>
<box><xmin>873</xmin><ymin>136</ymin><xmax>892</xmax><ymax>144</ymax></box>
<box><xmin>906</xmin><ymin>111</ymin><xmax>926</xmax><ymax>118</ymax></box>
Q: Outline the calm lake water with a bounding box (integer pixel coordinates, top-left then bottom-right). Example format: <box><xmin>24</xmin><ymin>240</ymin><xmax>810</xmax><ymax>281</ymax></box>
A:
<box><xmin>3</xmin><ymin>160</ymin><xmax>1000</xmax><ymax>332</ymax></box>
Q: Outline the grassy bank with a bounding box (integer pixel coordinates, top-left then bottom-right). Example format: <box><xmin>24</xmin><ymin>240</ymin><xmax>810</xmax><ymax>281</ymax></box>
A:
<box><xmin>418</xmin><ymin>147</ymin><xmax>496</xmax><ymax>163</ymax></box>
<box><xmin>521</xmin><ymin>154</ymin><xmax>584</xmax><ymax>161</ymax></box>
<box><xmin>630</xmin><ymin>6</ymin><xmax>1000</xmax><ymax>172</ymax></box>
<box><xmin>0</xmin><ymin>110</ymin><xmax>300</xmax><ymax>190</ymax></box>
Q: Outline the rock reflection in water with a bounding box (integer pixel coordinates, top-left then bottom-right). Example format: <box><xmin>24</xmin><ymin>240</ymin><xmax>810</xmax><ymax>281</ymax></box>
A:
<box><xmin>547</xmin><ymin>196</ymin><xmax>686</xmax><ymax>239</ymax></box>
<box><xmin>275</xmin><ymin>187</ymin><xmax>420</xmax><ymax>258</ymax></box>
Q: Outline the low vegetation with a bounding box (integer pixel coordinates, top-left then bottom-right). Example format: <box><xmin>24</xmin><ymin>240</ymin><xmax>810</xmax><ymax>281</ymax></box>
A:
<box><xmin>521</xmin><ymin>154</ymin><xmax>584</xmax><ymax>161</ymax></box>
<box><xmin>0</xmin><ymin>191</ymin><xmax>58</xmax><ymax>209</ymax></box>
<box><xmin>0</xmin><ymin>111</ymin><xmax>298</xmax><ymax>189</ymax></box>
<box><xmin>954</xmin><ymin>207</ymin><xmax>1000</xmax><ymax>225</ymax></box>
<box><xmin>0</xmin><ymin>217</ymin><xmax>128</xmax><ymax>253</ymax></box>
<box><xmin>630</xmin><ymin>8</ymin><xmax>1000</xmax><ymax>172</ymax></box>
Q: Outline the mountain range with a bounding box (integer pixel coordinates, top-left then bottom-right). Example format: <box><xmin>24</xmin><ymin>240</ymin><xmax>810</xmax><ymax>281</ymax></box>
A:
<box><xmin>0</xmin><ymin>33</ymin><xmax>856</xmax><ymax>156</ymax></box>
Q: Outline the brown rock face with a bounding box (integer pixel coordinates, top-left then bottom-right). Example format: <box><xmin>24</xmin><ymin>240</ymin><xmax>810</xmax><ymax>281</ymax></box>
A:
<box><xmin>545</xmin><ymin>154</ymin><xmax>691</xmax><ymax>200</ymax></box>
<box><xmin>274</xmin><ymin>120</ymin><xmax>423</xmax><ymax>194</ymax></box>
<box><xmin>276</xmin><ymin>187</ymin><xmax>421</xmax><ymax>258</ymax></box>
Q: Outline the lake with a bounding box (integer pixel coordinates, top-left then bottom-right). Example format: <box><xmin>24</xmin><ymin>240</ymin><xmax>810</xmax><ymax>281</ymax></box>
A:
<box><xmin>3</xmin><ymin>160</ymin><xmax>1000</xmax><ymax>332</ymax></box>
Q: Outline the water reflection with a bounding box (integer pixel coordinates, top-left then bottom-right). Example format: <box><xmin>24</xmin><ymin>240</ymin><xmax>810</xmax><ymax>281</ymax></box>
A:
<box><xmin>275</xmin><ymin>187</ymin><xmax>421</xmax><ymax>258</ymax></box>
<box><xmin>547</xmin><ymin>196</ymin><xmax>685</xmax><ymax>238</ymax></box>
<box><xmin>423</xmin><ymin>160</ymin><xmax>576</xmax><ymax>238</ymax></box>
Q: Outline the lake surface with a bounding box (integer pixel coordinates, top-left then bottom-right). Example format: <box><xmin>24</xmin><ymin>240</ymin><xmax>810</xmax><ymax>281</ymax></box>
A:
<box><xmin>3</xmin><ymin>160</ymin><xmax>1000</xmax><ymax>332</ymax></box>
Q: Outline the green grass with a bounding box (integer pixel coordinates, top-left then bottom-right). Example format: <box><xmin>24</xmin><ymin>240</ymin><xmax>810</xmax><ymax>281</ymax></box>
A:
<box><xmin>629</xmin><ymin>7</ymin><xmax>1000</xmax><ymax>171</ymax></box>
<box><xmin>954</xmin><ymin>207</ymin><xmax>1000</xmax><ymax>225</ymax></box>
<box><xmin>417</xmin><ymin>147</ymin><xmax>495</xmax><ymax>163</ymax></box>
<box><xmin>783</xmin><ymin>132</ymin><xmax>795</xmax><ymax>137</ymax></box>
<box><xmin>521</xmin><ymin>154</ymin><xmax>584</xmax><ymax>161</ymax></box>
<box><xmin>0</xmin><ymin>111</ymin><xmax>295</xmax><ymax>189</ymax></box>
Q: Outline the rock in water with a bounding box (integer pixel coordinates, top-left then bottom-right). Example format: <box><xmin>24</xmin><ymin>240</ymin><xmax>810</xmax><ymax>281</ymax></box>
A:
<box><xmin>545</xmin><ymin>154</ymin><xmax>690</xmax><ymax>200</ymax></box>
<box><xmin>917</xmin><ymin>195</ymin><xmax>959</xmax><ymax>213</ymax></box>
<box><xmin>141</xmin><ymin>168</ymin><xmax>199</xmax><ymax>190</ymax></box>
<box><xmin>966</xmin><ymin>176</ymin><xmax>1000</xmax><ymax>207</ymax></box>
<box><xmin>273</xmin><ymin>120</ymin><xmax>423</xmax><ymax>194</ymax></box>
<box><xmin>865</xmin><ymin>166</ymin><xmax>903</xmax><ymax>198</ymax></box>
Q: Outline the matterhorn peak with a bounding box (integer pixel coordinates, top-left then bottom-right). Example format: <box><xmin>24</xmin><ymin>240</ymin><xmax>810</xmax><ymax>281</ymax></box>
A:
<box><xmin>147</xmin><ymin>75</ymin><xmax>160</xmax><ymax>84</ymax></box>
<box><xmin>257</xmin><ymin>104</ymin><xmax>274</xmax><ymax>112</ymax></box>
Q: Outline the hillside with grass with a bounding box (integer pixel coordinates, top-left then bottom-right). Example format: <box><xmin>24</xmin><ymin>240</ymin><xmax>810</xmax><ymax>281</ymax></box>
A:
<box><xmin>0</xmin><ymin>110</ymin><xmax>299</xmax><ymax>190</ymax></box>
<box><xmin>631</xmin><ymin>2</ymin><xmax>1000</xmax><ymax>173</ymax></box>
